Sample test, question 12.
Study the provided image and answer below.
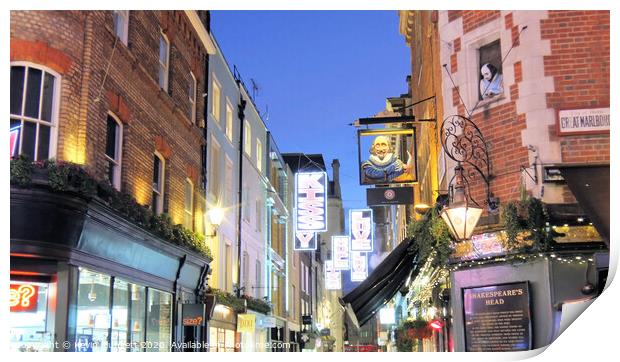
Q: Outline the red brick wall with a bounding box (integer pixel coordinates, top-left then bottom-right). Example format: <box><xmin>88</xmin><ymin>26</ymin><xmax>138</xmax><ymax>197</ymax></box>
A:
<box><xmin>541</xmin><ymin>10</ymin><xmax>610</xmax><ymax>164</ymax></box>
<box><xmin>462</xmin><ymin>11</ymin><xmax>501</xmax><ymax>34</ymax></box>
<box><xmin>10</xmin><ymin>10</ymin><xmax>208</xmax><ymax>228</ymax></box>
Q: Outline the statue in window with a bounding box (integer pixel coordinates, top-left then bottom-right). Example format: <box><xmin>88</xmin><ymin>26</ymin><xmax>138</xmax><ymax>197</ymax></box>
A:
<box><xmin>479</xmin><ymin>63</ymin><xmax>504</xmax><ymax>100</ymax></box>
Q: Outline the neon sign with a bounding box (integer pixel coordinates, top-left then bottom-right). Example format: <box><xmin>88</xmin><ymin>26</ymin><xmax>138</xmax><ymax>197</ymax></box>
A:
<box><xmin>10</xmin><ymin>125</ymin><xmax>21</xmax><ymax>158</ymax></box>
<box><xmin>332</xmin><ymin>235</ymin><xmax>350</xmax><ymax>270</ymax></box>
<box><xmin>295</xmin><ymin>172</ymin><xmax>328</xmax><ymax>232</ymax></box>
<box><xmin>324</xmin><ymin>260</ymin><xmax>342</xmax><ymax>290</ymax></box>
<box><xmin>350</xmin><ymin>252</ymin><xmax>368</xmax><ymax>282</ymax></box>
<box><xmin>350</xmin><ymin>209</ymin><xmax>373</xmax><ymax>252</ymax></box>
<box><xmin>10</xmin><ymin>284</ymin><xmax>38</xmax><ymax>312</ymax></box>
<box><xmin>294</xmin><ymin>230</ymin><xmax>317</xmax><ymax>251</ymax></box>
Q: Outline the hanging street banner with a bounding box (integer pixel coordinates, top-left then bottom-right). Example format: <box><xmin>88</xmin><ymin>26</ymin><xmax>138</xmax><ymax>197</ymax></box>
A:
<box><xmin>332</xmin><ymin>235</ymin><xmax>350</xmax><ymax>270</ymax></box>
<box><xmin>351</xmin><ymin>252</ymin><xmax>368</xmax><ymax>282</ymax></box>
<box><xmin>295</xmin><ymin>172</ymin><xmax>328</xmax><ymax>232</ymax></box>
<box><xmin>294</xmin><ymin>230</ymin><xmax>317</xmax><ymax>251</ymax></box>
<box><xmin>350</xmin><ymin>209</ymin><xmax>373</xmax><ymax>252</ymax></box>
<box><xmin>237</xmin><ymin>313</ymin><xmax>256</xmax><ymax>333</ymax></box>
<box><xmin>366</xmin><ymin>186</ymin><xmax>414</xmax><ymax>206</ymax></box>
<box><xmin>325</xmin><ymin>260</ymin><xmax>342</xmax><ymax>290</ymax></box>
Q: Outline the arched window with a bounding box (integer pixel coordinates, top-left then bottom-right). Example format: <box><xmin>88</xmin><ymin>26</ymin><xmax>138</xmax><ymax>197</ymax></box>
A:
<box><xmin>10</xmin><ymin>63</ymin><xmax>59</xmax><ymax>161</ymax></box>
<box><xmin>105</xmin><ymin>113</ymin><xmax>123</xmax><ymax>190</ymax></box>
<box><xmin>152</xmin><ymin>152</ymin><xmax>165</xmax><ymax>215</ymax></box>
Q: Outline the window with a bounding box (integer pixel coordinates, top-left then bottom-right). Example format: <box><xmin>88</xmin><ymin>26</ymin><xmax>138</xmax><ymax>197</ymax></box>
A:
<box><xmin>244</xmin><ymin>120</ymin><xmax>252</xmax><ymax>156</ymax></box>
<box><xmin>9</xmin><ymin>281</ymin><xmax>52</xmax><ymax>352</ymax></box>
<box><xmin>478</xmin><ymin>40</ymin><xmax>503</xmax><ymax>100</ymax></box>
<box><xmin>105</xmin><ymin>113</ymin><xmax>123</xmax><ymax>190</ymax></box>
<box><xmin>243</xmin><ymin>251</ymin><xmax>250</xmax><ymax>293</ymax></box>
<box><xmin>255</xmin><ymin>199</ymin><xmax>262</xmax><ymax>232</ymax></box>
<box><xmin>208</xmin><ymin>137</ymin><xmax>221</xmax><ymax>199</ymax></box>
<box><xmin>146</xmin><ymin>288</ymin><xmax>172</xmax><ymax>351</ymax></box>
<box><xmin>225</xmin><ymin>101</ymin><xmax>233</xmax><ymax>142</ymax></box>
<box><xmin>242</xmin><ymin>182</ymin><xmax>250</xmax><ymax>222</ymax></box>
<box><xmin>152</xmin><ymin>153</ymin><xmax>165</xmax><ymax>215</ymax></box>
<box><xmin>10</xmin><ymin>64</ymin><xmax>58</xmax><ymax>161</ymax></box>
<box><xmin>292</xmin><ymin>285</ymin><xmax>296</xmax><ymax>317</ymax></box>
<box><xmin>110</xmin><ymin>278</ymin><xmax>129</xmax><ymax>352</ymax></box>
<box><xmin>224</xmin><ymin>157</ymin><xmax>233</xmax><ymax>208</ymax></box>
<box><xmin>255</xmin><ymin>260</ymin><xmax>262</xmax><ymax>298</ymax></box>
<box><xmin>158</xmin><ymin>32</ymin><xmax>170</xmax><ymax>91</ymax></box>
<box><xmin>224</xmin><ymin>243</ymin><xmax>232</xmax><ymax>292</ymax></box>
<box><xmin>300</xmin><ymin>262</ymin><xmax>306</xmax><ymax>293</ymax></box>
<box><xmin>76</xmin><ymin>269</ymin><xmax>111</xmax><ymax>352</ymax></box>
<box><xmin>256</xmin><ymin>139</ymin><xmax>263</xmax><ymax>172</ymax></box>
<box><xmin>113</xmin><ymin>10</ymin><xmax>129</xmax><ymax>45</ymax></box>
<box><xmin>183</xmin><ymin>179</ymin><xmax>194</xmax><ymax>230</ymax></box>
<box><xmin>189</xmin><ymin>72</ymin><xmax>197</xmax><ymax>124</ymax></box>
<box><xmin>211</xmin><ymin>78</ymin><xmax>221</xmax><ymax>122</ymax></box>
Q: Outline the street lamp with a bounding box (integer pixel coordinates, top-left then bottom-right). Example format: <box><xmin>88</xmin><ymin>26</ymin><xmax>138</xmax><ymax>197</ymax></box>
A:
<box><xmin>440</xmin><ymin>164</ymin><xmax>483</xmax><ymax>241</ymax></box>
<box><xmin>440</xmin><ymin>115</ymin><xmax>498</xmax><ymax>241</ymax></box>
<box><xmin>205</xmin><ymin>207</ymin><xmax>224</xmax><ymax>237</ymax></box>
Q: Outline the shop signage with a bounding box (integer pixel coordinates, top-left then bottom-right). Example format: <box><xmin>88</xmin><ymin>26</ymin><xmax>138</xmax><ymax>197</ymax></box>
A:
<box><xmin>263</xmin><ymin>316</ymin><xmax>276</xmax><ymax>328</ymax></box>
<box><xmin>557</xmin><ymin>107</ymin><xmax>610</xmax><ymax>135</ymax></box>
<box><xmin>324</xmin><ymin>260</ymin><xmax>342</xmax><ymax>290</ymax></box>
<box><xmin>350</xmin><ymin>252</ymin><xmax>368</xmax><ymax>282</ymax></box>
<box><xmin>357</xmin><ymin>127</ymin><xmax>418</xmax><ymax>185</ymax></box>
<box><xmin>295</xmin><ymin>172</ymin><xmax>328</xmax><ymax>232</ymax></box>
<box><xmin>366</xmin><ymin>186</ymin><xmax>414</xmax><ymax>205</ymax></box>
<box><xmin>332</xmin><ymin>235</ymin><xmax>350</xmax><ymax>270</ymax></box>
<box><xmin>302</xmin><ymin>315</ymin><xmax>312</xmax><ymax>325</ymax></box>
<box><xmin>350</xmin><ymin>209</ymin><xmax>373</xmax><ymax>252</ymax></box>
<box><xmin>237</xmin><ymin>313</ymin><xmax>256</xmax><ymax>333</ymax></box>
<box><xmin>10</xmin><ymin>284</ymin><xmax>38</xmax><ymax>312</ymax></box>
<box><xmin>320</xmin><ymin>328</ymin><xmax>331</xmax><ymax>336</ymax></box>
<box><xmin>294</xmin><ymin>230</ymin><xmax>317</xmax><ymax>251</ymax></box>
<box><xmin>182</xmin><ymin>303</ymin><xmax>206</xmax><ymax>326</ymax></box>
<box><xmin>10</xmin><ymin>125</ymin><xmax>20</xmax><ymax>158</ymax></box>
<box><xmin>463</xmin><ymin>282</ymin><xmax>532</xmax><ymax>352</ymax></box>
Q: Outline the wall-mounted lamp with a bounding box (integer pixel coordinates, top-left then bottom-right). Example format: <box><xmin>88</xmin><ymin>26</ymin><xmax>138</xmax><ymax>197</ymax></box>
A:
<box><xmin>440</xmin><ymin>115</ymin><xmax>499</xmax><ymax>241</ymax></box>
<box><xmin>205</xmin><ymin>207</ymin><xmax>224</xmax><ymax>237</ymax></box>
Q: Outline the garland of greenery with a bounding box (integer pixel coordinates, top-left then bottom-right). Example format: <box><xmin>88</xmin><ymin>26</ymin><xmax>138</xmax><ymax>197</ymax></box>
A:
<box><xmin>10</xmin><ymin>156</ymin><xmax>212</xmax><ymax>259</ymax></box>
<box><xmin>406</xmin><ymin>205</ymin><xmax>453</xmax><ymax>268</ymax></box>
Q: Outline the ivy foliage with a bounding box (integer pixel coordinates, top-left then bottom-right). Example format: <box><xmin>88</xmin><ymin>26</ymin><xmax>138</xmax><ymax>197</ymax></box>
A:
<box><xmin>500</xmin><ymin>197</ymin><xmax>558</xmax><ymax>253</ymax></box>
<box><xmin>406</xmin><ymin>205</ymin><xmax>453</xmax><ymax>268</ymax></box>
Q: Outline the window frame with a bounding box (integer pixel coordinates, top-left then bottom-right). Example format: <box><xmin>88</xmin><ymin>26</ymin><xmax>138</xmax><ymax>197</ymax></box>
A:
<box><xmin>158</xmin><ymin>32</ymin><xmax>170</xmax><ymax>91</ymax></box>
<box><xmin>104</xmin><ymin>112</ymin><xmax>124</xmax><ymax>191</ymax></box>
<box><xmin>256</xmin><ymin>138</ymin><xmax>263</xmax><ymax>172</ymax></box>
<box><xmin>113</xmin><ymin>10</ymin><xmax>129</xmax><ymax>45</ymax></box>
<box><xmin>211</xmin><ymin>76</ymin><xmax>221</xmax><ymax>123</ymax></box>
<box><xmin>208</xmin><ymin>136</ymin><xmax>221</xmax><ymax>200</ymax></box>
<box><xmin>189</xmin><ymin>71</ymin><xmax>197</xmax><ymax>124</ymax></box>
<box><xmin>183</xmin><ymin>178</ymin><xmax>194</xmax><ymax>230</ymax></box>
<box><xmin>152</xmin><ymin>152</ymin><xmax>166</xmax><ymax>215</ymax></box>
<box><xmin>225</xmin><ymin>99</ymin><xmax>234</xmax><ymax>142</ymax></box>
<box><xmin>244</xmin><ymin>120</ymin><xmax>252</xmax><ymax>156</ymax></box>
<box><xmin>10</xmin><ymin>62</ymin><xmax>61</xmax><ymax>161</ymax></box>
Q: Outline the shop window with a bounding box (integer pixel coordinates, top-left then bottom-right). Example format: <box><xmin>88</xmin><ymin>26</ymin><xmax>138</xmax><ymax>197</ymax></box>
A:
<box><xmin>152</xmin><ymin>152</ymin><xmax>165</xmax><ymax>215</ymax></box>
<box><xmin>146</xmin><ymin>288</ymin><xmax>172</xmax><ymax>351</ymax></box>
<box><xmin>10</xmin><ymin>64</ymin><xmax>58</xmax><ymax>161</ymax></box>
<box><xmin>10</xmin><ymin>281</ymin><xmax>53</xmax><ymax>352</ymax></box>
<box><xmin>105</xmin><ymin>113</ymin><xmax>123</xmax><ymax>190</ymax></box>
<box><xmin>76</xmin><ymin>269</ymin><xmax>112</xmax><ymax>352</ymax></box>
<box><xmin>129</xmin><ymin>284</ymin><xmax>146</xmax><ymax>352</ymax></box>
<box><xmin>110</xmin><ymin>279</ymin><xmax>129</xmax><ymax>352</ymax></box>
<box><xmin>478</xmin><ymin>40</ymin><xmax>504</xmax><ymax>100</ymax></box>
<box><xmin>113</xmin><ymin>10</ymin><xmax>129</xmax><ymax>45</ymax></box>
<box><xmin>158</xmin><ymin>32</ymin><xmax>170</xmax><ymax>91</ymax></box>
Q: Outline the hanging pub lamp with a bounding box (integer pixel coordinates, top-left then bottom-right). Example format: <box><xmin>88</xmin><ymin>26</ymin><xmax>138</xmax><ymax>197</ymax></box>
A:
<box><xmin>440</xmin><ymin>164</ymin><xmax>483</xmax><ymax>241</ymax></box>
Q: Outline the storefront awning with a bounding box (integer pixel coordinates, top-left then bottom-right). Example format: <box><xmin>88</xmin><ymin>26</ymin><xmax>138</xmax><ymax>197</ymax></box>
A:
<box><xmin>340</xmin><ymin>237</ymin><xmax>420</xmax><ymax>328</ymax></box>
<box><xmin>556</xmin><ymin>163</ymin><xmax>610</xmax><ymax>247</ymax></box>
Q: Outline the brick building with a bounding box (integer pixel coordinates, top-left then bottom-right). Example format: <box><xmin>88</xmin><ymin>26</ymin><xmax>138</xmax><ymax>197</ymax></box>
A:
<box><xmin>10</xmin><ymin>11</ymin><xmax>218</xmax><ymax>352</ymax></box>
<box><xmin>396</xmin><ymin>10</ymin><xmax>610</xmax><ymax>352</ymax></box>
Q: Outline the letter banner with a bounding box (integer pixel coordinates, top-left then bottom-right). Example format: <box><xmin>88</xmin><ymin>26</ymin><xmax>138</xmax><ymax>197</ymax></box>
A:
<box><xmin>295</xmin><ymin>172</ymin><xmax>328</xmax><ymax>232</ymax></box>
<box><xmin>325</xmin><ymin>260</ymin><xmax>342</xmax><ymax>290</ymax></box>
<box><xmin>350</xmin><ymin>209</ymin><xmax>373</xmax><ymax>252</ymax></box>
<box><xmin>294</xmin><ymin>230</ymin><xmax>317</xmax><ymax>251</ymax></box>
<box><xmin>237</xmin><ymin>313</ymin><xmax>256</xmax><ymax>333</ymax></box>
<box><xmin>332</xmin><ymin>235</ymin><xmax>350</xmax><ymax>270</ymax></box>
<box><xmin>350</xmin><ymin>252</ymin><xmax>368</xmax><ymax>282</ymax></box>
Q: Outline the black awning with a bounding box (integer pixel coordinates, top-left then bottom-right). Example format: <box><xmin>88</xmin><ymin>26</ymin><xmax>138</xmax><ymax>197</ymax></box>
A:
<box><xmin>557</xmin><ymin>163</ymin><xmax>609</xmax><ymax>247</ymax></box>
<box><xmin>340</xmin><ymin>237</ymin><xmax>420</xmax><ymax>327</ymax></box>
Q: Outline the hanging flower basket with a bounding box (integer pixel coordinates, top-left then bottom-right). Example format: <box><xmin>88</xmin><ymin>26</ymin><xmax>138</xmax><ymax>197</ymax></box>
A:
<box><xmin>395</xmin><ymin>319</ymin><xmax>433</xmax><ymax>351</ymax></box>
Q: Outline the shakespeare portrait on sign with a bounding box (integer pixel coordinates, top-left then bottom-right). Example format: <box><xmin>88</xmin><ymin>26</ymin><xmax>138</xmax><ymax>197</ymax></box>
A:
<box><xmin>361</xmin><ymin>135</ymin><xmax>413</xmax><ymax>184</ymax></box>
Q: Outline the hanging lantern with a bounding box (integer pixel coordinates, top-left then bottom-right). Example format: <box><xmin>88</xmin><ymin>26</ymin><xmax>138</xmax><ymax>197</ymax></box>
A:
<box><xmin>440</xmin><ymin>164</ymin><xmax>483</xmax><ymax>241</ymax></box>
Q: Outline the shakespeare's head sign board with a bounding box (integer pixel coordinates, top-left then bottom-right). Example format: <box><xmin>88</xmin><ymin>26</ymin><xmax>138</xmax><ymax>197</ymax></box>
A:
<box><xmin>332</xmin><ymin>235</ymin><xmax>350</xmax><ymax>270</ymax></box>
<box><xmin>295</xmin><ymin>171</ymin><xmax>328</xmax><ymax>233</ymax></box>
<box><xmin>358</xmin><ymin>128</ymin><xmax>417</xmax><ymax>185</ymax></box>
<box><xmin>351</xmin><ymin>252</ymin><xmax>368</xmax><ymax>282</ymax></box>
<box><xmin>350</xmin><ymin>209</ymin><xmax>373</xmax><ymax>252</ymax></box>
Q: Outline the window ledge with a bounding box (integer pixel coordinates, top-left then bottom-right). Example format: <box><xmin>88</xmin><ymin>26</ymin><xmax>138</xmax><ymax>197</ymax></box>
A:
<box><xmin>473</xmin><ymin>94</ymin><xmax>507</xmax><ymax>112</ymax></box>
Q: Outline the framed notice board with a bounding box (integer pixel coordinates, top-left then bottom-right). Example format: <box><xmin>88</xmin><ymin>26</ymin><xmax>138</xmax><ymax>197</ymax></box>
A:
<box><xmin>462</xmin><ymin>281</ymin><xmax>532</xmax><ymax>352</ymax></box>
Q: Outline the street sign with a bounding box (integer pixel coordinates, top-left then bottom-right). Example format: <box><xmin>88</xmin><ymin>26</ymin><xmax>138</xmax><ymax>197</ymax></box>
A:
<box><xmin>302</xmin><ymin>315</ymin><xmax>312</xmax><ymax>325</ymax></box>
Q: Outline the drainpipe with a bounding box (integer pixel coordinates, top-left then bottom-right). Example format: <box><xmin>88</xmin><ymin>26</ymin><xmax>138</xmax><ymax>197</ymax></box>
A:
<box><xmin>236</xmin><ymin>91</ymin><xmax>247</xmax><ymax>298</ymax></box>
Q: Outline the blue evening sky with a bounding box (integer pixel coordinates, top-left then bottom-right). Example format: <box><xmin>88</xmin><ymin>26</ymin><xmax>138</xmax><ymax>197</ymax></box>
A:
<box><xmin>211</xmin><ymin>10</ymin><xmax>410</xmax><ymax>218</ymax></box>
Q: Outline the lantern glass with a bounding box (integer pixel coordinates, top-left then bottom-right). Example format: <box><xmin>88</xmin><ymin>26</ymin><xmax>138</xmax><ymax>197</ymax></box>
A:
<box><xmin>208</xmin><ymin>207</ymin><xmax>225</xmax><ymax>226</ymax></box>
<box><xmin>440</xmin><ymin>203</ymin><xmax>483</xmax><ymax>241</ymax></box>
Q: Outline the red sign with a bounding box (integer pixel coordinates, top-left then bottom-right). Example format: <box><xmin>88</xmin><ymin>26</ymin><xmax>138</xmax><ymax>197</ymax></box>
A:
<box><xmin>344</xmin><ymin>345</ymin><xmax>378</xmax><ymax>352</ymax></box>
<box><xmin>10</xmin><ymin>284</ymin><xmax>38</xmax><ymax>312</ymax></box>
<box><xmin>10</xmin><ymin>127</ymin><xmax>20</xmax><ymax>158</ymax></box>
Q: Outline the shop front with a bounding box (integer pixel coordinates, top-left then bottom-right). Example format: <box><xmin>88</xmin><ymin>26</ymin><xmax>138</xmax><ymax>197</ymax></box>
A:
<box><xmin>208</xmin><ymin>304</ymin><xmax>238</xmax><ymax>351</ymax></box>
<box><xmin>237</xmin><ymin>310</ymin><xmax>270</xmax><ymax>352</ymax></box>
<box><xmin>10</xmin><ymin>186</ymin><xmax>212</xmax><ymax>352</ymax></box>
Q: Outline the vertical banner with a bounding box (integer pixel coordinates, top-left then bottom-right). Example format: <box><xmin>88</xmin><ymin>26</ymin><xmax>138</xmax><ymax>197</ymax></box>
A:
<box><xmin>295</xmin><ymin>171</ymin><xmax>328</xmax><ymax>233</ymax></box>
<box><xmin>294</xmin><ymin>230</ymin><xmax>317</xmax><ymax>251</ymax></box>
<box><xmin>324</xmin><ymin>260</ymin><xmax>342</xmax><ymax>290</ymax></box>
<box><xmin>350</xmin><ymin>209</ymin><xmax>373</xmax><ymax>252</ymax></box>
<box><xmin>331</xmin><ymin>235</ymin><xmax>350</xmax><ymax>270</ymax></box>
<box><xmin>350</xmin><ymin>252</ymin><xmax>368</xmax><ymax>282</ymax></box>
